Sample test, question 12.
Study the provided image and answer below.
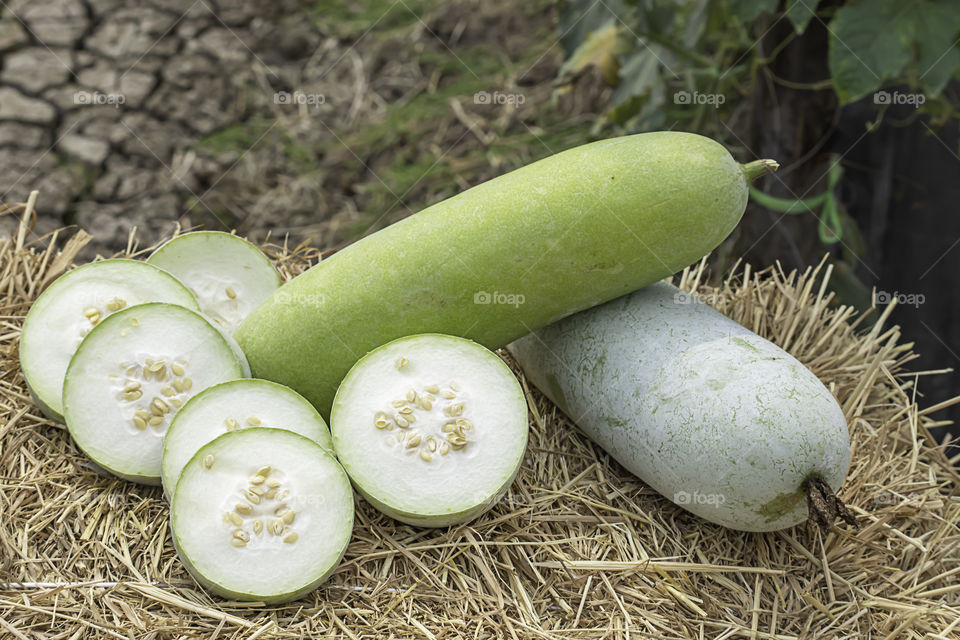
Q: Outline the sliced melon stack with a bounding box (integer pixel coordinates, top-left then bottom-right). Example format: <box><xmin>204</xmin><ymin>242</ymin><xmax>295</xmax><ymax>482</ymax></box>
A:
<box><xmin>19</xmin><ymin>259</ymin><xmax>200</xmax><ymax>421</ymax></box>
<box><xmin>22</xmin><ymin>240</ymin><xmax>353</xmax><ymax>603</ymax></box>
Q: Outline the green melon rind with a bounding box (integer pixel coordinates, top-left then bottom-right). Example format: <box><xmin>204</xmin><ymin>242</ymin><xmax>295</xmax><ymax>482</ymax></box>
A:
<box><xmin>214</xmin><ymin>326</ymin><xmax>252</xmax><ymax>378</ymax></box>
<box><xmin>62</xmin><ymin>303</ymin><xmax>246</xmax><ymax>485</ymax></box>
<box><xmin>508</xmin><ymin>281</ymin><xmax>850</xmax><ymax>532</ymax></box>
<box><xmin>236</xmin><ymin>132</ymin><xmax>771</xmax><ymax>417</ymax></box>
<box><xmin>350</xmin><ymin>467</ymin><xmax>523</xmax><ymax>528</ymax></box>
<box><xmin>20</xmin><ymin>259</ymin><xmax>200</xmax><ymax>422</ymax></box>
<box><xmin>161</xmin><ymin>378</ymin><xmax>333</xmax><ymax>496</ymax></box>
<box><xmin>170</xmin><ymin>428</ymin><xmax>354</xmax><ymax>603</ymax></box>
<box><xmin>331</xmin><ymin>333</ymin><xmax>528</xmax><ymax>527</ymax></box>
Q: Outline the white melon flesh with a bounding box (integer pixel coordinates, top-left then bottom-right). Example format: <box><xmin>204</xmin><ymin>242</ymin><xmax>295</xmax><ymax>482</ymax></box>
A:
<box><xmin>147</xmin><ymin>231</ymin><xmax>281</xmax><ymax>334</ymax></box>
<box><xmin>19</xmin><ymin>259</ymin><xmax>199</xmax><ymax>422</ymax></box>
<box><xmin>171</xmin><ymin>428</ymin><xmax>354</xmax><ymax>603</ymax></box>
<box><xmin>63</xmin><ymin>303</ymin><xmax>247</xmax><ymax>484</ymax></box>
<box><xmin>331</xmin><ymin>334</ymin><xmax>528</xmax><ymax>527</ymax></box>
<box><xmin>162</xmin><ymin>379</ymin><xmax>334</xmax><ymax>495</ymax></box>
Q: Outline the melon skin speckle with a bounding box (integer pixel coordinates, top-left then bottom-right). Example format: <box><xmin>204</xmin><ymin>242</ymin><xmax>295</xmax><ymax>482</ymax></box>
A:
<box><xmin>236</xmin><ymin>132</ymin><xmax>777</xmax><ymax>417</ymax></box>
<box><xmin>508</xmin><ymin>281</ymin><xmax>850</xmax><ymax>532</ymax></box>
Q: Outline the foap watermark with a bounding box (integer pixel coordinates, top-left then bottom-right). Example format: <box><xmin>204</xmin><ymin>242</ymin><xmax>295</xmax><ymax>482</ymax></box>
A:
<box><xmin>674</xmin><ymin>490</ymin><xmax>726</xmax><ymax>507</ymax></box>
<box><xmin>872</xmin><ymin>491</ymin><xmax>926</xmax><ymax>507</ymax></box>
<box><xmin>474</xmin><ymin>290</ymin><xmax>525</xmax><ymax>308</ymax></box>
<box><xmin>74</xmin><ymin>90</ymin><xmax>125</xmax><ymax>108</ymax></box>
<box><xmin>274</xmin><ymin>90</ymin><xmax>326</xmax><ymax>106</ymax></box>
<box><xmin>874</xmin><ymin>90</ymin><xmax>925</xmax><ymax>107</ymax></box>
<box><xmin>274</xmin><ymin>290</ymin><xmax>326</xmax><ymax>306</ymax></box>
<box><xmin>473</xmin><ymin>90</ymin><xmax>526</xmax><ymax>106</ymax></box>
<box><xmin>874</xmin><ymin>290</ymin><xmax>925</xmax><ymax>308</ymax></box>
<box><xmin>673</xmin><ymin>90</ymin><xmax>725</xmax><ymax>107</ymax></box>
<box><xmin>673</xmin><ymin>290</ymin><xmax>720</xmax><ymax>306</ymax></box>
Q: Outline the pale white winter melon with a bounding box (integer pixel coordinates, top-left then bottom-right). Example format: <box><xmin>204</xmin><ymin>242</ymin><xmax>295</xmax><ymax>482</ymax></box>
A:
<box><xmin>508</xmin><ymin>282</ymin><xmax>851</xmax><ymax>532</ymax></box>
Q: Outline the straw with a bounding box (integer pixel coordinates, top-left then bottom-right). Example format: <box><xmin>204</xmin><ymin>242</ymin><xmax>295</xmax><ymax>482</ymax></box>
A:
<box><xmin>1</xmin><ymin>195</ymin><xmax>958</xmax><ymax>638</ymax></box>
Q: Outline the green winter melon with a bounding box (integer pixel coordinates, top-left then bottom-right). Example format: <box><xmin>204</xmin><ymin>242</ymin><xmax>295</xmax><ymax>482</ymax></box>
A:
<box><xmin>236</xmin><ymin>132</ymin><xmax>777</xmax><ymax>416</ymax></box>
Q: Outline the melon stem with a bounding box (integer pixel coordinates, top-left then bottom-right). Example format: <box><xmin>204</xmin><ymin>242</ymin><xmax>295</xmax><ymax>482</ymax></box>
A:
<box><xmin>804</xmin><ymin>476</ymin><xmax>859</xmax><ymax>532</ymax></box>
<box><xmin>742</xmin><ymin>159</ymin><xmax>780</xmax><ymax>182</ymax></box>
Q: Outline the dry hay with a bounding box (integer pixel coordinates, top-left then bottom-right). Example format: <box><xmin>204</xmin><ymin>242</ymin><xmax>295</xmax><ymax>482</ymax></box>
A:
<box><xmin>1</xmin><ymin>196</ymin><xmax>959</xmax><ymax>639</ymax></box>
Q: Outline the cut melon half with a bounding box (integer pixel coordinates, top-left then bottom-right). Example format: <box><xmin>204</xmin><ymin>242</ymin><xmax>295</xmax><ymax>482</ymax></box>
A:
<box><xmin>331</xmin><ymin>334</ymin><xmax>528</xmax><ymax>527</ymax></box>
<box><xmin>171</xmin><ymin>428</ymin><xmax>354</xmax><ymax>603</ymax></box>
<box><xmin>162</xmin><ymin>379</ymin><xmax>333</xmax><ymax>496</ymax></box>
<box><xmin>62</xmin><ymin>303</ymin><xmax>247</xmax><ymax>484</ymax></box>
<box><xmin>147</xmin><ymin>231</ymin><xmax>282</xmax><ymax>334</ymax></box>
<box><xmin>19</xmin><ymin>259</ymin><xmax>199</xmax><ymax>421</ymax></box>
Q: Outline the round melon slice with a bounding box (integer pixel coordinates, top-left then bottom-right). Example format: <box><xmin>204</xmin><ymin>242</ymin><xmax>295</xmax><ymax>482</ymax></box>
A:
<box><xmin>171</xmin><ymin>428</ymin><xmax>354</xmax><ymax>603</ymax></box>
<box><xmin>162</xmin><ymin>379</ymin><xmax>334</xmax><ymax>496</ymax></box>
<box><xmin>331</xmin><ymin>333</ymin><xmax>528</xmax><ymax>527</ymax></box>
<box><xmin>147</xmin><ymin>231</ymin><xmax>282</xmax><ymax>334</ymax></box>
<box><xmin>20</xmin><ymin>259</ymin><xmax>200</xmax><ymax>422</ymax></box>
<box><xmin>63</xmin><ymin>303</ymin><xmax>247</xmax><ymax>484</ymax></box>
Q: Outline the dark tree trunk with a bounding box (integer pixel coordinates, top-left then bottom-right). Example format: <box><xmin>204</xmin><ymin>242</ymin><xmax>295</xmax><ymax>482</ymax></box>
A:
<box><xmin>724</xmin><ymin>8</ymin><xmax>960</xmax><ymax>449</ymax></box>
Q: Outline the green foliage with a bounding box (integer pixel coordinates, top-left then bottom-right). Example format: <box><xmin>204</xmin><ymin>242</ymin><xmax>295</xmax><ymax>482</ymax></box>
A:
<box><xmin>556</xmin><ymin>0</ymin><xmax>960</xmax><ymax>129</ymax></box>
<box><xmin>784</xmin><ymin>0</ymin><xmax>822</xmax><ymax>34</ymax></box>
<box><xmin>748</xmin><ymin>160</ymin><xmax>845</xmax><ymax>244</ymax></box>
<box><xmin>309</xmin><ymin>0</ymin><xmax>436</xmax><ymax>37</ymax></box>
<box><xmin>828</xmin><ymin>0</ymin><xmax>960</xmax><ymax>102</ymax></box>
<box><xmin>555</xmin><ymin>0</ymin><xmax>960</xmax><ymax>270</ymax></box>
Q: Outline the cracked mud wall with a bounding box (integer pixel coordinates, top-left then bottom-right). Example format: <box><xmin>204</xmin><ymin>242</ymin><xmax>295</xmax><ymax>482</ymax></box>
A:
<box><xmin>0</xmin><ymin>0</ymin><xmax>579</xmax><ymax>258</ymax></box>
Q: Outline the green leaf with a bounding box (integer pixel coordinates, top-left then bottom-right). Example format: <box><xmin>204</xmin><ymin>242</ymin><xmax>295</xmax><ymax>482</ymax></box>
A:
<box><xmin>558</xmin><ymin>24</ymin><xmax>627</xmax><ymax>86</ymax></box>
<box><xmin>557</xmin><ymin>0</ymin><xmax>626</xmax><ymax>56</ymax></box>
<box><xmin>728</xmin><ymin>0</ymin><xmax>777</xmax><ymax>23</ymax></box>
<box><xmin>912</xmin><ymin>1</ymin><xmax>960</xmax><ymax>96</ymax></box>
<box><xmin>612</xmin><ymin>45</ymin><xmax>668</xmax><ymax>105</ymax></box>
<box><xmin>784</xmin><ymin>0</ymin><xmax>822</xmax><ymax>34</ymax></box>
<box><xmin>828</xmin><ymin>0</ymin><xmax>913</xmax><ymax>104</ymax></box>
<box><xmin>681</xmin><ymin>0</ymin><xmax>711</xmax><ymax>46</ymax></box>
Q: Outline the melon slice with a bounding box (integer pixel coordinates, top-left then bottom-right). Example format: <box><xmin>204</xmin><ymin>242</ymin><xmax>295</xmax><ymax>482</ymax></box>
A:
<box><xmin>147</xmin><ymin>231</ymin><xmax>281</xmax><ymax>334</ymax></box>
<box><xmin>331</xmin><ymin>334</ymin><xmax>528</xmax><ymax>527</ymax></box>
<box><xmin>171</xmin><ymin>428</ymin><xmax>354</xmax><ymax>603</ymax></box>
<box><xmin>62</xmin><ymin>303</ymin><xmax>247</xmax><ymax>484</ymax></box>
<box><xmin>162</xmin><ymin>378</ymin><xmax>333</xmax><ymax>495</ymax></box>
